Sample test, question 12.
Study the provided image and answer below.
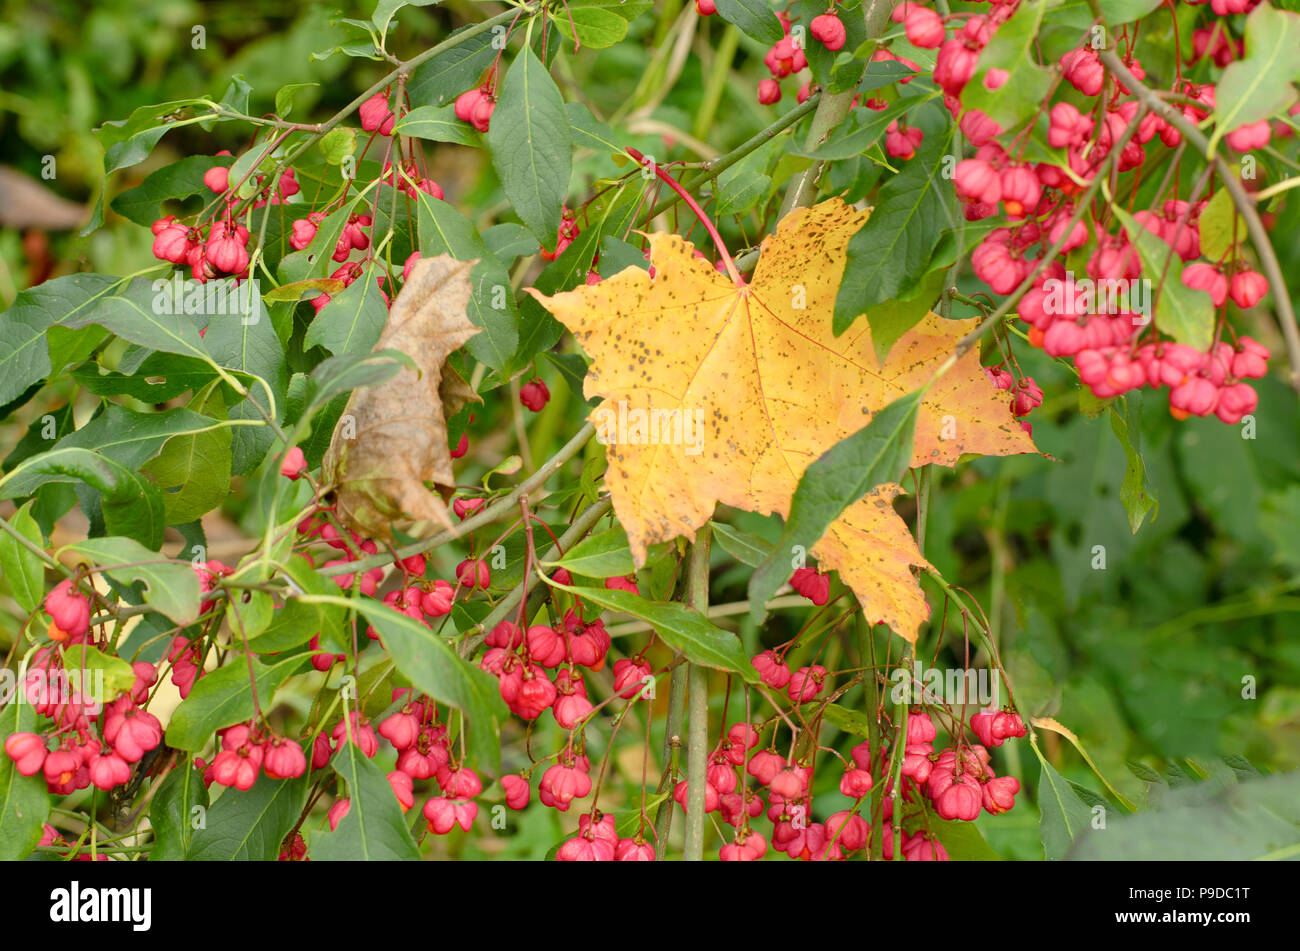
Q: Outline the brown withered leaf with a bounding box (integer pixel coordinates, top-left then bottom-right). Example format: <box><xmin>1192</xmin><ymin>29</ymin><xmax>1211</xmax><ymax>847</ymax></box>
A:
<box><xmin>322</xmin><ymin>255</ymin><xmax>481</xmax><ymax>540</ymax></box>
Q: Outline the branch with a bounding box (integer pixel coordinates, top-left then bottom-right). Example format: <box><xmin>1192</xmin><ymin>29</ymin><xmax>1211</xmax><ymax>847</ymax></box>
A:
<box><xmin>318</xmin><ymin>420</ymin><xmax>596</xmax><ymax>578</ymax></box>
<box><xmin>682</xmin><ymin>526</ymin><xmax>712</xmax><ymax>861</ymax></box>
<box><xmin>779</xmin><ymin>0</ymin><xmax>901</xmax><ymax>215</ymax></box>
<box><xmin>458</xmin><ymin>496</ymin><xmax>613</xmax><ymax>657</ymax></box>
<box><xmin>278</xmin><ymin>5</ymin><xmax>538</xmax><ymax>169</ymax></box>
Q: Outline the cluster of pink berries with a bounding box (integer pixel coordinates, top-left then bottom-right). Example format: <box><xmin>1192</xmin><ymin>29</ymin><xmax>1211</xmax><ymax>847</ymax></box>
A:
<box><xmin>479</xmin><ymin>610</ymin><xmax>617</xmax><ymax>724</ymax></box>
<box><xmin>985</xmin><ymin>366</ymin><xmax>1043</xmax><ymax>434</ymax></box>
<box><xmin>696</xmin><ymin>2</ymin><xmax>854</xmax><ymax>105</ymax></box>
<box><xmin>891</xmin><ymin>0</ymin><xmax>1281</xmax><ymax>422</ymax></box>
<box><xmin>683</xmin><ymin>696</ymin><xmax>1027</xmax><ymax>860</ymax></box>
<box><xmin>1</xmin><ymin>577</ymin><xmax>167</xmax><ymax>798</ymax></box>
<box><xmin>4</xmin><ymin>630</ymin><xmax>164</xmax><ymax>796</ymax></box>
<box><xmin>151</xmin><ymin>150</ymin><xmax>300</xmax><ymax>281</ymax></box>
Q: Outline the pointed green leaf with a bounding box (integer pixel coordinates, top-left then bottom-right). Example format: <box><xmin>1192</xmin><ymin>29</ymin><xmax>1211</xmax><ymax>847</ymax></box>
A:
<box><xmin>185</xmin><ymin>775</ymin><xmax>308</xmax><ymax>860</ymax></box>
<box><xmin>485</xmin><ymin>46</ymin><xmax>571</xmax><ymax>243</ymax></box>
<box><xmin>312</xmin><ymin>745</ymin><xmax>420</xmax><ymax>860</ymax></box>
<box><xmin>552</xmin><ymin>583</ymin><xmax>758</xmax><ymax>681</ymax></box>
<box><xmin>0</xmin><ymin>502</ymin><xmax>45</xmax><ymax>615</ymax></box>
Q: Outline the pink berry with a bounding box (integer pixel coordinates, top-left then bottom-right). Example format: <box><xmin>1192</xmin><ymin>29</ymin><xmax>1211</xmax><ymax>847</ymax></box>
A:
<box><xmin>810</xmin><ymin>12</ymin><xmax>847</xmax><ymax>51</ymax></box>
<box><xmin>455</xmin><ymin>558</ymin><xmax>491</xmax><ymax>590</ymax></box>
<box><xmin>4</xmin><ymin>732</ymin><xmax>48</xmax><ymax>776</ymax></box>
<box><xmin>359</xmin><ymin>92</ymin><xmax>396</xmax><ymax>136</ymax></box>
<box><xmin>203</xmin><ymin>165</ymin><xmax>229</xmax><ymax>193</ymax></box>
<box><xmin>519</xmin><ymin>378</ymin><xmax>550</xmax><ymax>412</ymax></box>
<box><xmin>280</xmin><ymin>446</ymin><xmax>307</xmax><ymax>480</ymax></box>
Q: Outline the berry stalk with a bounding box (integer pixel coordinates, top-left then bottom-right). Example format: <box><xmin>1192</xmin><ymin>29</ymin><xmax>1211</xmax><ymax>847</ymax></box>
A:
<box><xmin>625</xmin><ymin>146</ymin><xmax>744</xmax><ymax>286</ymax></box>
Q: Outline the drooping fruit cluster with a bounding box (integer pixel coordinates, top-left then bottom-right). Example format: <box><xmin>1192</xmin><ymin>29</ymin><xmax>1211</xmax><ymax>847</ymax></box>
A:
<box><xmin>877</xmin><ymin>0</ymin><xmax>1281</xmax><ymax>423</ymax></box>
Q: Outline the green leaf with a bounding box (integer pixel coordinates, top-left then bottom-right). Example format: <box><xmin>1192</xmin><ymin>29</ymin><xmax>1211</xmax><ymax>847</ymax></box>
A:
<box><xmin>566</xmin><ymin>101</ymin><xmax>622</xmax><ymax>154</ymax></box>
<box><xmin>110</xmin><ymin>155</ymin><xmax>230</xmax><ymax>227</ymax></box>
<box><xmin>485</xmin><ymin>46</ymin><xmax>572</xmax><ymax>243</ymax></box>
<box><xmin>1209</xmin><ymin>2</ymin><xmax>1300</xmax><ymax>156</ymax></box>
<box><xmin>407</xmin><ymin>27</ymin><xmax>496</xmax><ymax>107</ymax></box>
<box><xmin>545</xmin><ymin>525</ymin><xmax>636</xmax><ymax>577</ymax></box>
<box><xmin>543</xmin><ymin>350</ymin><xmax>591</xmax><ymax>400</ymax></box>
<box><xmin>599</xmin><ymin>236</ymin><xmax>648</xmax><ymax>276</ymax></box>
<box><xmin>569</xmin><ymin>0</ymin><xmax>654</xmax><ymax>20</ymax></box>
<box><xmin>821</xmin><ymin>702</ymin><xmax>873</xmax><ymax>737</ymax></box>
<box><xmin>307</xmin><ymin>262</ymin><xmax>390</xmax><ymax>356</ymax></box>
<box><xmin>1035</xmin><ymin>751</ymin><xmax>1095</xmax><ymax>859</ymax></box>
<box><xmin>61</xmin><ymin>536</ymin><xmax>202</xmax><ymax>625</ymax></box>
<box><xmin>263</xmin><ymin>279</ymin><xmax>346</xmax><ymax>303</ymax></box>
<box><xmin>715</xmin><ymin>151</ymin><xmax>772</xmax><ymax>218</ymax></box>
<box><xmin>484</xmin><ymin>223</ymin><xmax>542</xmax><ymax>261</ymax></box>
<box><xmin>185</xmin><ymin>775</ymin><xmax>309</xmax><ymax>860</ymax></box>
<box><xmin>1</xmin><ymin>447</ymin><xmax>166</xmax><ymax>549</ymax></box>
<box><xmin>1045</xmin><ymin>0</ymin><xmax>1163</xmax><ymax>28</ymax></box>
<box><xmin>95</xmin><ymin>98</ymin><xmax>207</xmax><ymax>174</ymax></box>
<box><xmin>1068</xmin><ymin>768</ymin><xmax>1300</xmax><ymax>859</ymax></box>
<box><xmin>0</xmin><ymin>273</ymin><xmax>119</xmax><ymax>406</ymax></box>
<box><xmin>218</xmin><ymin>75</ymin><xmax>252</xmax><ymax>117</ymax></box>
<box><xmin>1125</xmin><ymin>760</ymin><xmax>1166</xmax><ymax>784</ymax></box>
<box><xmin>143</xmin><ymin>387</ymin><xmax>232</xmax><ymax>524</ymax></box>
<box><xmin>300</xmin><ymin>350</ymin><xmax>411</xmax><ymax>423</ymax></box>
<box><xmin>353</xmin><ymin>601</ymin><xmax>508</xmax><ymax>774</ymax></box>
<box><xmin>797</xmin><ymin>100</ymin><xmax>916</xmax><ymax>162</ymax></box>
<box><xmin>858</xmin><ymin>266</ymin><xmax>949</xmax><ymax>356</ymax></box>
<box><xmin>857</xmin><ymin>58</ymin><xmax>919</xmax><ymax>93</ymax></box>
<box><xmin>373</xmin><ymin>0</ymin><xmax>442</xmax><ymax>38</ymax></box>
<box><xmin>61</xmin><ymin>644</ymin><xmax>136</xmax><ymax>700</ymax></box>
<box><xmin>279</xmin><ymin>198</ymin><xmax>365</xmax><ymax>284</ymax></box>
<box><xmin>200</xmin><ymin>289</ymin><xmax>287</xmax><ymax>477</ymax></box>
<box><xmin>312</xmin><ymin>746</ymin><xmax>420</xmax><ymax>860</ymax></box>
<box><xmin>150</xmin><ymin>764</ymin><xmax>209</xmax><ymax>860</ymax></box>
<box><xmin>711</xmin><ymin>521</ymin><xmax>774</xmax><ymax>568</ymax></box>
<box><xmin>274</xmin><ymin>82</ymin><xmax>320</xmax><ymax>118</ymax></box>
<box><xmin>415</xmin><ymin>193</ymin><xmax>518</xmax><ymax>370</ymax></box>
<box><xmin>0</xmin><ymin>698</ymin><xmax>49</xmax><ymax>859</ymax></box>
<box><xmin>252</xmin><ymin>554</ymin><xmax>346</xmax><ymax>653</ymax></box>
<box><xmin>550</xmin><ymin>5</ymin><xmax>629</xmax><ymax>48</ymax></box>
<box><xmin>227</xmin><ymin>147</ymin><xmax>272</xmax><ymax>201</ymax></box>
<box><xmin>58</xmin><ymin>404</ymin><xmax>220</xmax><ymax>470</ymax></box>
<box><xmin>0</xmin><ymin>502</ymin><xmax>45</xmax><ymax>614</ymax></box>
<box><xmin>553</xmin><ymin>583</ymin><xmax>759</xmax><ymax>681</ymax></box>
<box><xmin>712</xmin><ymin>0</ymin><xmax>784</xmax><ymax>44</ymax></box>
<box><xmin>72</xmin><ymin>352</ymin><xmax>214</xmax><ymax>402</ymax></box>
<box><xmin>3</xmin><ymin>404</ymin><xmax>73</xmax><ymax>474</ymax></box>
<box><xmin>318</xmin><ymin>127</ymin><xmax>357</xmax><ymax>165</ymax></box>
<box><xmin>1109</xmin><ymin>397</ymin><xmax>1157</xmax><ymax>534</ymax></box>
<box><xmin>748</xmin><ymin>390</ymin><xmax>921</xmax><ymax>621</ymax></box>
<box><xmin>392</xmin><ymin>103</ymin><xmax>481</xmax><ymax>145</ymax></box>
<box><xmin>834</xmin><ymin>106</ymin><xmax>955</xmax><ymax>318</ymax></box>
<box><xmin>1198</xmin><ymin>187</ymin><xmax>1249</xmax><ymax>262</ymax></box>
<box><xmin>61</xmin><ymin>277</ymin><xmax>217</xmax><ymax>364</ymax></box>
<box><xmin>960</xmin><ymin>0</ymin><xmax>1054</xmax><ymax>132</ymax></box>
<box><xmin>928</xmin><ymin>817</ymin><xmax>1003</xmax><ymax>860</ymax></box>
<box><xmin>165</xmin><ymin>655</ymin><xmax>304</xmax><ymax>751</ymax></box>
<box><xmin>1113</xmin><ymin>206</ymin><xmax>1215</xmax><ymax>350</ymax></box>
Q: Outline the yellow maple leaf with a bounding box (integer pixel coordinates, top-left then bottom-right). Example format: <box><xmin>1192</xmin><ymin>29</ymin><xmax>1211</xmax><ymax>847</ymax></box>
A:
<box><xmin>528</xmin><ymin>198</ymin><xmax>1036</xmax><ymax>642</ymax></box>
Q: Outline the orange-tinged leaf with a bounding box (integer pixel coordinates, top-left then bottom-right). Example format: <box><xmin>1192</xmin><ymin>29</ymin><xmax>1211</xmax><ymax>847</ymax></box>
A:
<box><xmin>528</xmin><ymin>198</ymin><xmax>1035</xmax><ymax>642</ymax></box>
